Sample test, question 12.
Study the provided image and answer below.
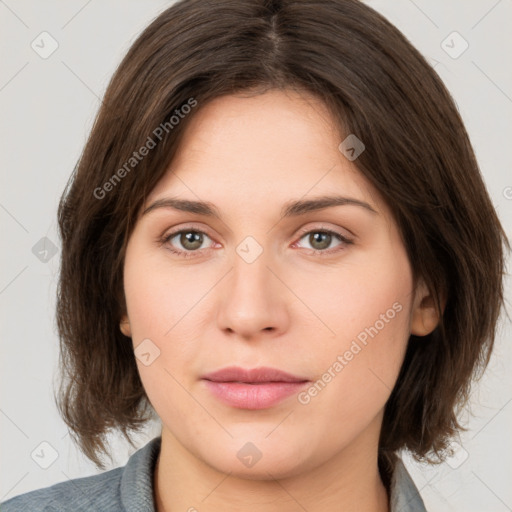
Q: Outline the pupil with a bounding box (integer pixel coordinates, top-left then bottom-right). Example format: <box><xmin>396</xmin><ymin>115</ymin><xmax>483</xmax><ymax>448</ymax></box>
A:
<box><xmin>182</xmin><ymin>231</ymin><xmax>202</xmax><ymax>250</ymax></box>
<box><xmin>311</xmin><ymin>232</ymin><xmax>330</xmax><ymax>250</ymax></box>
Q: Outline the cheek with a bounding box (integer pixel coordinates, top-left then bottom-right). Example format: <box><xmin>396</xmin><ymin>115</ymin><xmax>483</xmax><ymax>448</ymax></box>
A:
<box><xmin>122</xmin><ymin>255</ymin><xmax>205</xmax><ymax>425</ymax></box>
<box><xmin>292</xmin><ymin>251</ymin><xmax>412</xmax><ymax>355</ymax></box>
<box><xmin>122</xmin><ymin>243</ymin><xmax>204</xmax><ymax>388</ymax></box>
<box><xmin>332</xmin><ymin>262</ymin><xmax>412</xmax><ymax>373</ymax></box>
<box><xmin>298</xmin><ymin>244</ymin><xmax>414</xmax><ymax>426</ymax></box>
<box><xmin>123</xmin><ymin>240</ymin><xmax>209</xmax><ymax>341</ymax></box>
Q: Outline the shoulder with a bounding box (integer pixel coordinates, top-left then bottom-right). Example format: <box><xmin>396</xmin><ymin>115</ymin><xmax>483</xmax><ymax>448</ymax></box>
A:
<box><xmin>0</xmin><ymin>467</ymin><xmax>124</xmax><ymax>512</ymax></box>
<box><xmin>1</xmin><ymin>436</ymin><xmax>161</xmax><ymax>512</ymax></box>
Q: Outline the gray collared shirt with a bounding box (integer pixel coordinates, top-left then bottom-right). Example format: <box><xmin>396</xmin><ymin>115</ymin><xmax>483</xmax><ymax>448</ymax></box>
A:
<box><xmin>1</xmin><ymin>436</ymin><xmax>427</xmax><ymax>511</ymax></box>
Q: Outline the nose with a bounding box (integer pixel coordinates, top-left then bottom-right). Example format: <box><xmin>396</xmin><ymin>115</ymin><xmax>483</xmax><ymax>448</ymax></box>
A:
<box><xmin>216</xmin><ymin>248</ymin><xmax>290</xmax><ymax>340</ymax></box>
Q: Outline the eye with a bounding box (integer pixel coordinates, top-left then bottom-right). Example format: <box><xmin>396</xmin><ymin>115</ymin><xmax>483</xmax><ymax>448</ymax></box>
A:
<box><xmin>162</xmin><ymin>229</ymin><xmax>215</xmax><ymax>258</ymax></box>
<box><xmin>293</xmin><ymin>228</ymin><xmax>353</xmax><ymax>255</ymax></box>
<box><xmin>160</xmin><ymin>226</ymin><xmax>353</xmax><ymax>259</ymax></box>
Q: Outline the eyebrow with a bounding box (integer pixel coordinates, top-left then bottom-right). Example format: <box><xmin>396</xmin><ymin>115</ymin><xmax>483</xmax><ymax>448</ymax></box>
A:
<box><xmin>142</xmin><ymin>194</ymin><xmax>378</xmax><ymax>219</ymax></box>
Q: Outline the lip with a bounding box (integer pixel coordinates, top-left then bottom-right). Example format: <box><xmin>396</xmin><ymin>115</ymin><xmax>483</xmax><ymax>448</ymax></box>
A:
<box><xmin>201</xmin><ymin>366</ymin><xmax>309</xmax><ymax>410</ymax></box>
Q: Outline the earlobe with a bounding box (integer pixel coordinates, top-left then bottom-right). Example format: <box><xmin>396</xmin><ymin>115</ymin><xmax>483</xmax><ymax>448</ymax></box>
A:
<box><xmin>410</xmin><ymin>279</ymin><xmax>444</xmax><ymax>336</ymax></box>
<box><xmin>120</xmin><ymin>314</ymin><xmax>132</xmax><ymax>337</ymax></box>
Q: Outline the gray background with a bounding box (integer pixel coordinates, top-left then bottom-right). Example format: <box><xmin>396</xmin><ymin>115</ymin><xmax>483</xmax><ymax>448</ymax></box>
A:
<box><xmin>1</xmin><ymin>0</ymin><xmax>511</xmax><ymax>510</ymax></box>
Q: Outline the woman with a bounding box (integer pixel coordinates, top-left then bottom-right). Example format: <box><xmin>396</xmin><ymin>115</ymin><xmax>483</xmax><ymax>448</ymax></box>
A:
<box><xmin>2</xmin><ymin>0</ymin><xmax>508</xmax><ymax>511</ymax></box>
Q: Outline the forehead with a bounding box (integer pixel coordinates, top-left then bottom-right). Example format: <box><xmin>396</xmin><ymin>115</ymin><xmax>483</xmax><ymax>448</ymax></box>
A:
<box><xmin>147</xmin><ymin>89</ymin><xmax>386</xmax><ymax>218</ymax></box>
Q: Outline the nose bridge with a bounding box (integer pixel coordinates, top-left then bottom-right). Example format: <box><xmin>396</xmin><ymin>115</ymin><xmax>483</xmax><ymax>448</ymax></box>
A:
<box><xmin>216</xmin><ymin>235</ymin><xmax>288</xmax><ymax>336</ymax></box>
<box><xmin>230</xmin><ymin>236</ymin><xmax>276</xmax><ymax>308</ymax></box>
<box><xmin>233</xmin><ymin>241</ymin><xmax>271</xmax><ymax>292</ymax></box>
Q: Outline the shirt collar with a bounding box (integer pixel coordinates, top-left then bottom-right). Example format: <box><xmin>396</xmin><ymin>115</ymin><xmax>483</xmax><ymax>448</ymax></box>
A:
<box><xmin>388</xmin><ymin>453</ymin><xmax>428</xmax><ymax>511</ymax></box>
<box><xmin>120</xmin><ymin>436</ymin><xmax>161</xmax><ymax>511</ymax></box>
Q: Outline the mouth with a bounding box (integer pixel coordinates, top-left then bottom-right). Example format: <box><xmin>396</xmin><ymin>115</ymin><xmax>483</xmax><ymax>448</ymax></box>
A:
<box><xmin>201</xmin><ymin>366</ymin><xmax>310</xmax><ymax>409</ymax></box>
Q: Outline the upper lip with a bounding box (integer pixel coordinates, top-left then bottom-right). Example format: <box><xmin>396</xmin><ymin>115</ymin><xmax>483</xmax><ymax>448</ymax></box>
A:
<box><xmin>202</xmin><ymin>366</ymin><xmax>309</xmax><ymax>383</ymax></box>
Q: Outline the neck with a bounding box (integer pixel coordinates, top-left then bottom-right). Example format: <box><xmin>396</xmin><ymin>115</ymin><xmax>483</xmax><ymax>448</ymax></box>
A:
<box><xmin>153</xmin><ymin>423</ymin><xmax>390</xmax><ymax>512</ymax></box>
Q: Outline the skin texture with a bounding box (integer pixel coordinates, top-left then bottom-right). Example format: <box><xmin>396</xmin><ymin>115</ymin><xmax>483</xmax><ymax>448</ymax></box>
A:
<box><xmin>120</xmin><ymin>89</ymin><xmax>439</xmax><ymax>512</ymax></box>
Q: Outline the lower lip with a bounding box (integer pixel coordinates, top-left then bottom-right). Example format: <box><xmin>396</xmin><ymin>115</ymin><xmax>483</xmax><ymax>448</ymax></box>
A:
<box><xmin>202</xmin><ymin>380</ymin><xmax>309</xmax><ymax>409</ymax></box>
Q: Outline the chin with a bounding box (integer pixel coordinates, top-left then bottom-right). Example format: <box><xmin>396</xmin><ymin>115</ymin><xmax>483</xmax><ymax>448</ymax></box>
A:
<box><xmin>200</xmin><ymin>440</ymin><xmax>315</xmax><ymax>480</ymax></box>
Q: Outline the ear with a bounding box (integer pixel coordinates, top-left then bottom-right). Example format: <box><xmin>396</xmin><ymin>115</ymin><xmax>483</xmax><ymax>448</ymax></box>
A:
<box><xmin>120</xmin><ymin>314</ymin><xmax>132</xmax><ymax>337</ymax></box>
<box><xmin>410</xmin><ymin>278</ymin><xmax>444</xmax><ymax>336</ymax></box>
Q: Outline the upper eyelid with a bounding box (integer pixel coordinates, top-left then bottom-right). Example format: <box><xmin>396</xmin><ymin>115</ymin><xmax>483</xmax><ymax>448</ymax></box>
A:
<box><xmin>163</xmin><ymin>223</ymin><xmax>216</xmax><ymax>240</ymax></box>
<box><xmin>294</xmin><ymin>223</ymin><xmax>354</xmax><ymax>239</ymax></box>
<box><xmin>163</xmin><ymin>223</ymin><xmax>354</xmax><ymax>246</ymax></box>
<box><xmin>163</xmin><ymin>222</ymin><xmax>352</xmax><ymax>235</ymax></box>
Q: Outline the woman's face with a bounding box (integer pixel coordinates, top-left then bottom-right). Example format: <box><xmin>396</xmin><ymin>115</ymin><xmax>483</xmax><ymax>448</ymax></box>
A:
<box><xmin>121</xmin><ymin>89</ymin><xmax>432</xmax><ymax>478</ymax></box>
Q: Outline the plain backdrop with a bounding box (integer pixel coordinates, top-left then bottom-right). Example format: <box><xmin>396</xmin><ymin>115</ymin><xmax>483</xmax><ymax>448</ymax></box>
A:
<box><xmin>1</xmin><ymin>1</ymin><xmax>511</xmax><ymax>510</ymax></box>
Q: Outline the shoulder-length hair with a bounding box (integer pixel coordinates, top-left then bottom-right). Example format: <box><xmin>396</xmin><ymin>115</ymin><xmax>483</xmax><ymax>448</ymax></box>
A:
<box><xmin>55</xmin><ymin>0</ymin><xmax>509</xmax><ymax>469</ymax></box>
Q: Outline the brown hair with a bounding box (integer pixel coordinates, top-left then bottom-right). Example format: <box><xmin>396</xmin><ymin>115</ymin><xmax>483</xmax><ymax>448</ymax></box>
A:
<box><xmin>55</xmin><ymin>0</ymin><xmax>509</xmax><ymax>469</ymax></box>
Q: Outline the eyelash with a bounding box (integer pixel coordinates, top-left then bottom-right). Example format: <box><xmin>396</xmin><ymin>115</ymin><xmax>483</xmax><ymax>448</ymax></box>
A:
<box><xmin>160</xmin><ymin>225</ymin><xmax>353</xmax><ymax>259</ymax></box>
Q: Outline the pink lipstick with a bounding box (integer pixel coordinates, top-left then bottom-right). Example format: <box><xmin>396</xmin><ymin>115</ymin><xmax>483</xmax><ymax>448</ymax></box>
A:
<box><xmin>201</xmin><ymin>366</ymin><xmax>309</xmax><ymax>410</ymax></box>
